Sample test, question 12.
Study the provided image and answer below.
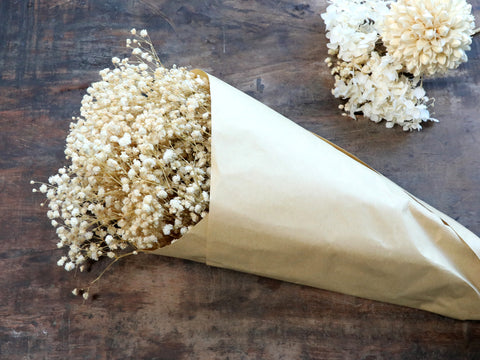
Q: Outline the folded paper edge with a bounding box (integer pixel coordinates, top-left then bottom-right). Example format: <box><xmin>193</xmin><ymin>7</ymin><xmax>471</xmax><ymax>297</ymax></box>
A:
<box><xmin>313</xmin><ymin>130</ymin><xmax>480</xmax><ymax>262</ymax></box>
<box><xmin>148</xmin><ymin>215</ymin><xmax>208</xmax><ymax>263</ymax></box>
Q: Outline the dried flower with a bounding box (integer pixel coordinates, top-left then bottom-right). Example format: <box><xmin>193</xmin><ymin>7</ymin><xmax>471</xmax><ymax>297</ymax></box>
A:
<box><xmin>330</xmin><ymin>53</ymin><xmax>436</xmax><ymax>130</ymax></box>
<box><xmin>380</xmin><ymin>0</ymin><xmax>475</xmax><ymax>76</ymax></box>
<box><xmin>321</xmin><ymin>0</ymin><xmax>389</xmax><ymax>62</ymax></box>
<box><xmin>322</xmin><ymin>0</ymin><xmax>436</xmax><ymax>130</ymax></box>
<box><xmin>33</xmin><ymin>30</ymin><xmax>211</xmax><ymax>273</ymax></box>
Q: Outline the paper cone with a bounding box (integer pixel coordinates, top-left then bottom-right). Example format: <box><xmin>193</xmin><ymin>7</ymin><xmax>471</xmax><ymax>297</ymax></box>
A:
<box><xmin>153</xmin><ymin>72</ymin><xmax>480</xmax><ymax>320</ymax></box>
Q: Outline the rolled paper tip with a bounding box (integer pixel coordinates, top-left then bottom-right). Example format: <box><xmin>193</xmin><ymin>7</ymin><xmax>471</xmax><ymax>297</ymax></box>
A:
<box><xmin>154</xmin><ymin>72</ymin><xmax>480</xmax><ymax>320</ymax></box>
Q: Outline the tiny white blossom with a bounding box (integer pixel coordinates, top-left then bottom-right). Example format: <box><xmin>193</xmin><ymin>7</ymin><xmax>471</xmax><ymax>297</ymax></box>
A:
<box><xmin>57</xmin><ymin>256</ymin><xmax>67</xmax><ymax>266</ymax></box>
<box><xmin>118</xmin><ymin>133</ymin><xmax>131</xmax><ymax>146</ymax></box>
<box><xmin>163</xmin><ymin>149</ymin><xmax>176</xmax><ymax>163</ymax></box>
<box><xmin>191</xmin><ymin>130</ymin><xmax>202</xmax><ymax>140</ymax></box>
<box><xmin>157</xmin><ymin>189</ymin><xmax>168</xmax><ymax>198</ymax></box>
<box><xmin>105</xmin><ymin>235</ymin><xmax>113</xmax><ymax>245</ymax></box>
<box><xmin>163</xmin><ymin>224</ymin><xmax>173</xmax><ymax>235</ymax></box>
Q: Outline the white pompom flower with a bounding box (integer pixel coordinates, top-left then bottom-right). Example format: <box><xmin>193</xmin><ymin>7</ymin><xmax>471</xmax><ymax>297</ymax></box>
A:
<box><xmin>380</xmin><ymin>0</ymin><xmax>475</xmax><ymax>77</ymax></box>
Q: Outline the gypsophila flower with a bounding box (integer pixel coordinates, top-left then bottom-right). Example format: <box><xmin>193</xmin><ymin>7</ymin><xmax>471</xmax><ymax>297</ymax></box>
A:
<box><xmin>380</xmin><ymin>0</ymin><xmax>475</xmax><ymax>76</ymax></box>
<box><xmin>32</xmin><ymin>29</ymin><xmax>211</xmax><ymax>276</ymax></box>
<box><xmin>57</xmin><ymin>256</ymin><xmax>67</xmax><ymax>266</ymax></box>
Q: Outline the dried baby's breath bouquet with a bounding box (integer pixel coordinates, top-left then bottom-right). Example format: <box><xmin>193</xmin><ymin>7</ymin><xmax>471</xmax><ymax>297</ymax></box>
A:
<box><xmin>322</xmin><ymin>0</ymin><xmax>478</xmax><ymax>130</ymax></box>
<box><xmin>32</xmin><ymin>29</ymin><xmax>211</xmax><ymax>298</ymax></box>
<box><xmin>32</xmin><ymin>28</ymin><xmax>480</xmax><ymax>320</ymax></box>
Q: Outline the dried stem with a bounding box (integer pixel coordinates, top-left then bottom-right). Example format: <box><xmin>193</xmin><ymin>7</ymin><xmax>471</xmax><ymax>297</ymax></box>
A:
<box><xmin>81</xmin><ymin>250</ymin><xmax>141</xmax><ymax>299</ymax></box>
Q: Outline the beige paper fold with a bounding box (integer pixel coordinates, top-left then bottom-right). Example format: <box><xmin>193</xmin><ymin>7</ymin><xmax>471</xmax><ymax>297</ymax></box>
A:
<box><xmin>152</xmin><ymin>216</ymin><xmax>208</xmax><ymax>263</ymax></box>
<box><xmin>154</xmin><ymin>72</ymin><xmax>480</xmax><ymax>320</ymax></box>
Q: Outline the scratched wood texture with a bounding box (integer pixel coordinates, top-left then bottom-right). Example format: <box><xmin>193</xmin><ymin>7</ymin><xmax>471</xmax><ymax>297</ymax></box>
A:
<box><xmin>1</xmin><ymin>0</ymin><xmax>480</xmax><ymax>359</ymax></box>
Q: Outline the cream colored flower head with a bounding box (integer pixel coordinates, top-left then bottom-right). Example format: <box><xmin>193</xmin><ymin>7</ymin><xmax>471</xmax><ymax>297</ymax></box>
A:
<box><xmin>380</xmin><ymin>0</ymin><xmax>475</xmax><ymax>77</ymax></box>
<box><xmin>32</xmin><ymin>31</ymin><xmax>212</xmax><ymax>275</ymax></box>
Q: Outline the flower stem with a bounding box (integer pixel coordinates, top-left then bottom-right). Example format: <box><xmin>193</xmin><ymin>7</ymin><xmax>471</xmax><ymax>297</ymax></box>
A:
<box><xmin>89</xmin><ymin>251</ymin><xmax>138</xmax><ymax>287</ymax></box>
<box><xmin>474</xmin><ymin>28</ymin><xmax>480</xmax><ymax>37</ymax></box>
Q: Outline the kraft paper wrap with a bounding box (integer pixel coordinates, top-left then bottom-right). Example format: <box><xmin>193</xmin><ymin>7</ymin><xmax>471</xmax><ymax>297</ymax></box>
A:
<box><xmin>153</xmin><ymin>72</ymin><xmax>480</xmax><ymax>320</ymax></box>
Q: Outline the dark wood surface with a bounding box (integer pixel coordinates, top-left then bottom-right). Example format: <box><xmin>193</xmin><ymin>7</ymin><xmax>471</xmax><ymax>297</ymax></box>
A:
<box><xmin>1</xmin><ymin>1</ymin><xmax>480</xmax><ymax>359</ymax></box>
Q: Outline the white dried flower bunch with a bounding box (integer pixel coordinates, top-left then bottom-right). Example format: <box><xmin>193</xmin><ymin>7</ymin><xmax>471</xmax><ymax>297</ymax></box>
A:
<box><xmin>32</xmin><ymin>29</ymin><xmax>211</xmax><ymax>279</ymax></box>
<box><xmin>329</xmin><ymin>52</ymin><xmax>432</xmax><ymax>128</ymax></box>
<box><xmin>381</xmin><ymin>0</ymin><xmax>475</xmax><ymax>77</ymax></box>
<box><xmin>322</xmin><ymin>0</ymin><xmax>476</xmax><ymax>130</ymax></box>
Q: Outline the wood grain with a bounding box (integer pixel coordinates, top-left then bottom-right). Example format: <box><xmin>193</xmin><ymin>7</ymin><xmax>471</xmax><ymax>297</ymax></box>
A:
<box><xmin>1</xmin><ymin>0</ymin><xmax>480</xmax><ymax>359</ymax></box>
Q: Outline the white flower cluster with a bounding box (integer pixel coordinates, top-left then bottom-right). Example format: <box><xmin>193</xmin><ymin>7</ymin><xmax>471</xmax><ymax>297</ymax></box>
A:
<box><xmin>322</xmin><ymin>0</ymin><xmax>475</xmax><ymax>130</ymax></box>
<box><xmin>322</xmin><ymin>0</ymin><xmax>434</xmax><ymax>130</ymax></box>
<box><xmin>328</xmin><ymin>52</ymin><xmax>433</xmax><ymax>129</ymax></box>
<box><xmin>322</xmin><ymin>0</ymin><xmax>389</xmax><ymax>62</ymax></box>
<box><xmin>32</xmin><ymin>29</ymin><xmax>211</xmax><ymax>276</ymax></box>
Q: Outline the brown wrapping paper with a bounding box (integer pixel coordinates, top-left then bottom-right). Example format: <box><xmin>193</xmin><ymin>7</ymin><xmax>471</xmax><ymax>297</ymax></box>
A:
<box><xmin>153</xmin><ymin>72</ymin><xmax>480</xmax><ymax>320</ymax></box>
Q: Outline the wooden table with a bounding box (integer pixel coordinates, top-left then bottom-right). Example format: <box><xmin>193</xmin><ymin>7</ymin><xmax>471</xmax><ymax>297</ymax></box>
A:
<box><xmin>1</xmin><ymin>1</ymin><xmax>480</xmax><ymax>359</ymax></box>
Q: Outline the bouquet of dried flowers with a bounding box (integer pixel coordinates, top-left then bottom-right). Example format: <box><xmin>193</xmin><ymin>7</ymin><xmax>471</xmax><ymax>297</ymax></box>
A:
<box><xmin>32</xmin><ymin>29</ymin><xmax>211</xmax><ymax>298</ymax></box>
<box><xmin>32</xmin><ymin>29</ymin><xmax>480</xmax><ymax>320</ymax></box>
<box><xmin>322</xmin><ymin>0</ymin><xmax>478</xmax><ymax>130</ymax></box>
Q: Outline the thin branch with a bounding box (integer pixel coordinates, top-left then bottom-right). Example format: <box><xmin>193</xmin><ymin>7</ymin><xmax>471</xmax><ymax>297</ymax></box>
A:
<box><xmin>87</xmin><ymin>251</ymin><xmax>138</xmax><ymax>288</ymax></box>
